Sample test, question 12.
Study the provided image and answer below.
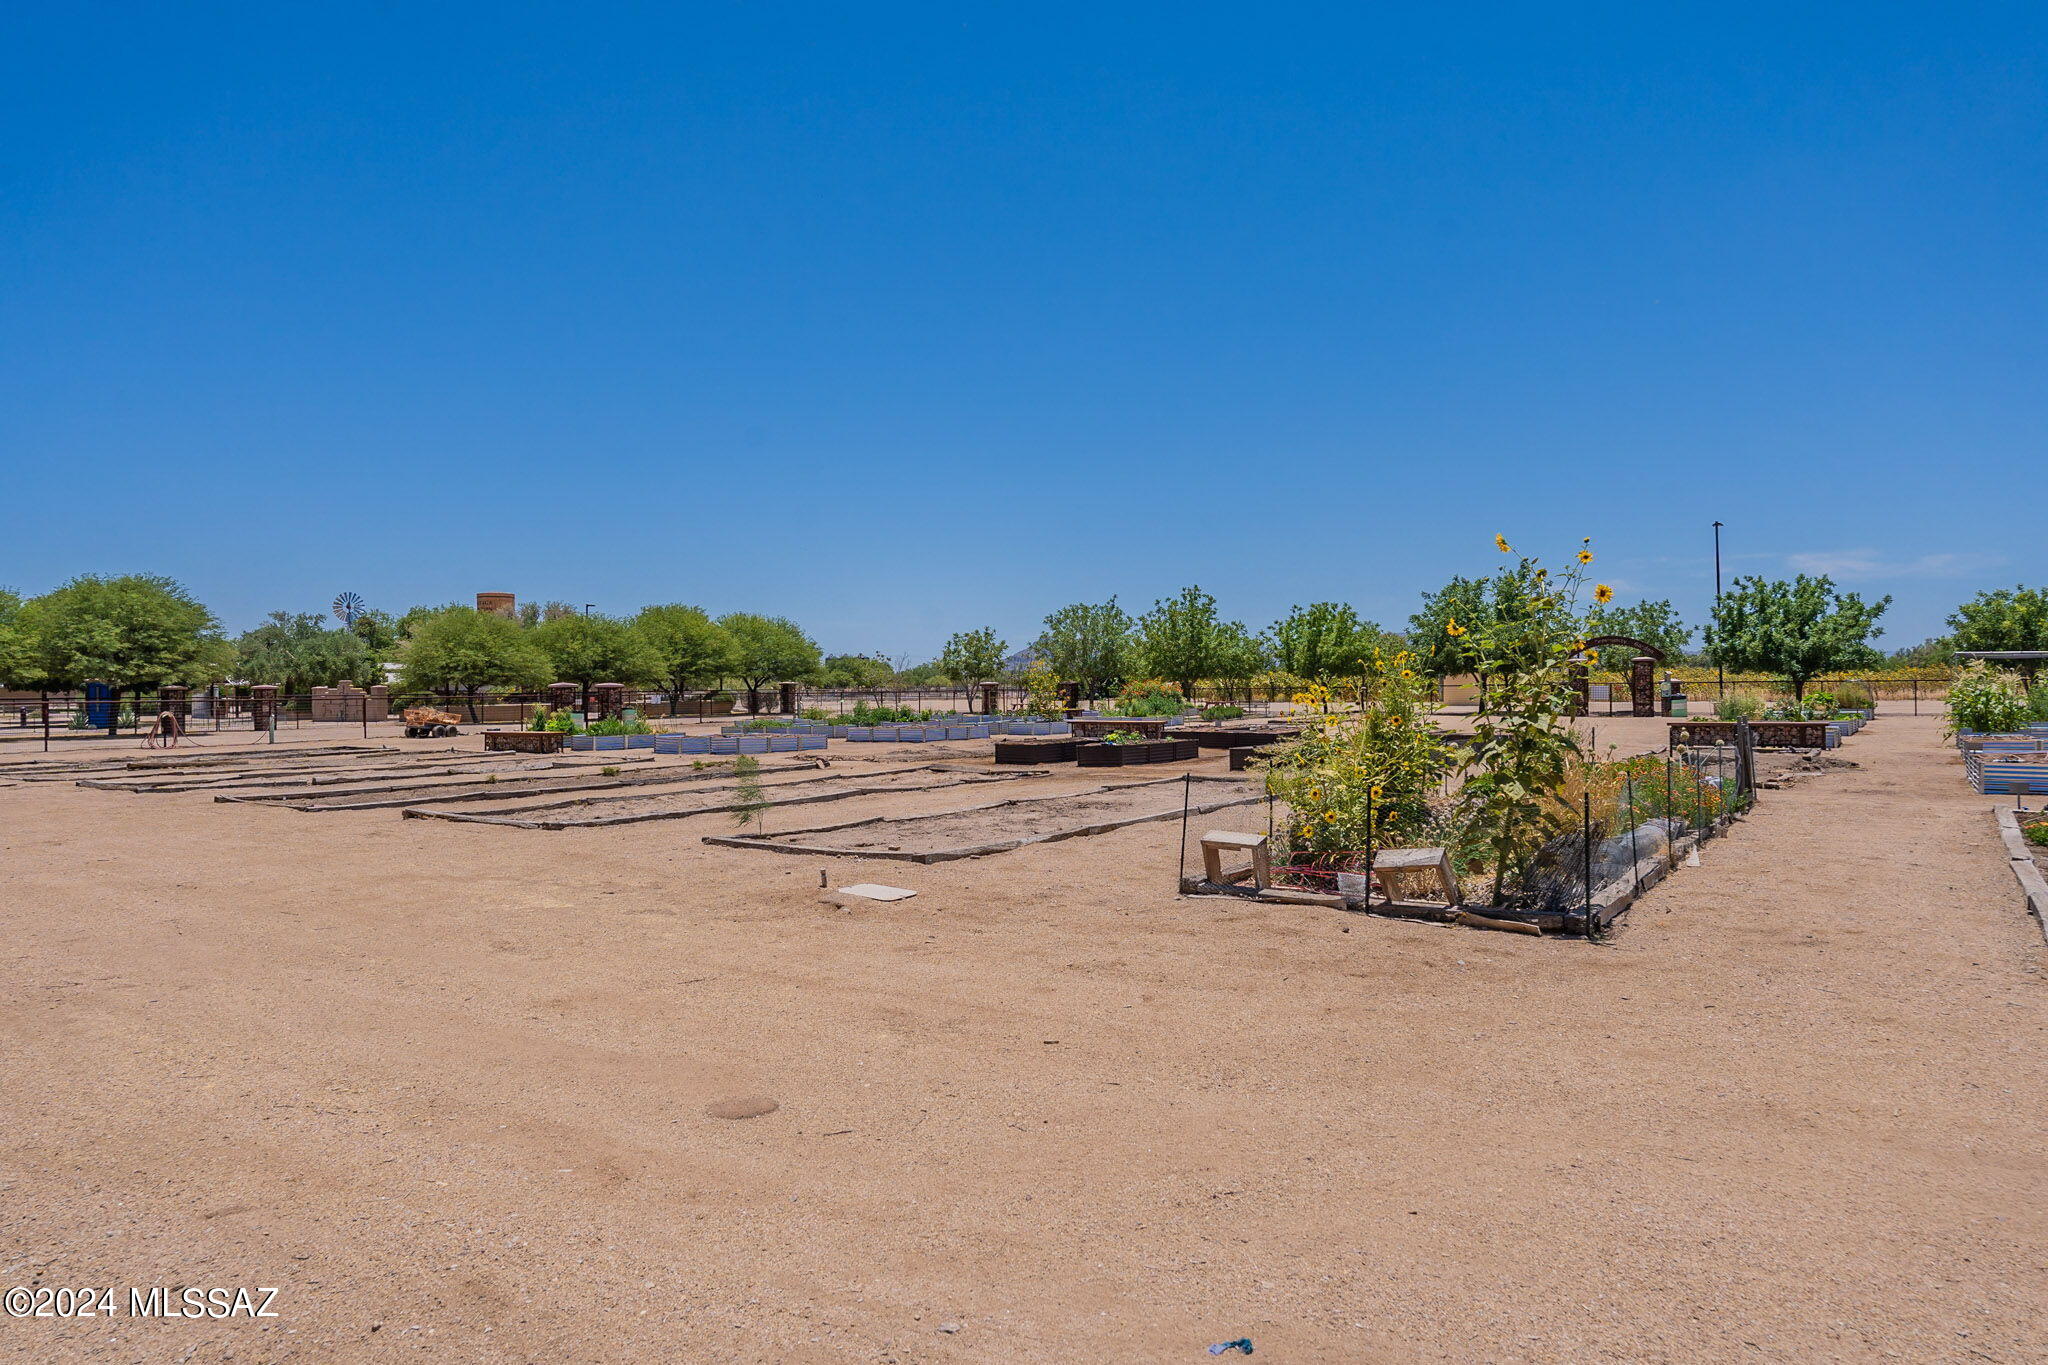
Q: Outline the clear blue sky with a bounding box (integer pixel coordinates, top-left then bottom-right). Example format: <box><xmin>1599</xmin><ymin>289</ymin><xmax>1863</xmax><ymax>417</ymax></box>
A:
<box><xmin>4</xmin><ymin>3</ymin><xmax>2042</xmax><ymax>660</ymax></box>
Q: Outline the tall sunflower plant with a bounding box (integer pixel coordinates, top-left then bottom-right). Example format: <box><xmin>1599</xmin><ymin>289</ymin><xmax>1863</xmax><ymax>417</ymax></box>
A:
<box><xmin>1262</xmin><ymin>645</ymin><xmax>1454</xmax><ymax>863</ymax></box>
<box><xmin>1457</xmin><ymin>535</ymin><xmax>1608</xmax><ymax>905</ymax></box>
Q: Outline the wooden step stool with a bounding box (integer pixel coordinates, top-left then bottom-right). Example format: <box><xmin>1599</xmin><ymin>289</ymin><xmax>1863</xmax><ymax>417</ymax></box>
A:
<box><xmin>1200</xmin><ymin>830</ymin><xmax>1271</xmax><ymax>889</ymax></box>
<box><xmin>1369</xmin><ymin>847</ymin><xmax>1460</xmax><ymax>905</ymax></box>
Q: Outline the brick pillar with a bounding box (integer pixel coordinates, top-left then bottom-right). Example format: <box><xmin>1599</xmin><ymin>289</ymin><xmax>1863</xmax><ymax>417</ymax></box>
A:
<box><xmin>1629</xmin><ymin>657</ymin><xmax>1656</xmax><ymax>718</ymax></box>
<box><xmin>368</xmin><ymin>684</ymin><xmax>390</xmax><ymax>720</ymax></box>
<box><xmin>159</xmin><ymin>684</ymin><xmax>190</xmax><ymax>722</ymax></box>
<box><xmin>592</xmin><ymin>683</ymin><xmax>625</xmax><ymax>720</ymax></box>
<box><xmin>777</xmin><ymin>682</ymin><xmax>798</xmax><ymax>715</ymax></box>
<box><xmin>250</xmin><ymin>684</ymin><xmax>280</xmax><ymax>731</ymax></box>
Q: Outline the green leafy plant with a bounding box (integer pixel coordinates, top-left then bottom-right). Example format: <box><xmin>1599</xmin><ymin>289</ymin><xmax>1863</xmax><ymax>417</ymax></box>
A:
<box><xmin>1108</xmin><ymin>680</ymin><xmax>1183</xmax><ymax>717</ymax></box>
<box><xmin>1201</xmin><ymin>703</ymin><xmax>1246</xmax><ymax>721</ymax></box>
<box><xmin>1457</xmin><ymin>536</ymin><xmax>1598</xmax><ymax>904</ymax></box>
<box><xmin>1714</xmin><ymin>694</ymin><xmax>1762</xmax><ymax>721</ymax></box>
<box><xmin>1945</xmin><ymin>661</ymin><xmax>2031</xmax><ymax>737</ymax></box>
<box><xmin>585</xmin><ymin>717</ymin><xmax>654</xmax><ymax>736</ymax></box>
<box><xmin>1101</xmin><ymin>728</ymin><xmax>1147</xmax><ymax>744</ymax></box>
<box><xmin>2024</xmin><ymin>821</ymin><xmax>2048</xmax><ymax>849</ymax></box>
<box><xmin>1262</xmin><ymin>645</ymin><xmax>1454</xmax><ymax>860</ymax></box>
<box><xmin>730</xmin><ymin>754</ymin><xmax>769</xmax><ymax>835</ymax></box>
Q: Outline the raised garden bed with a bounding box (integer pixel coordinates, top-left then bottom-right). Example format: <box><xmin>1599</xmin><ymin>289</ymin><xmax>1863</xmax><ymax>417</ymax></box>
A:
<box><xmin>1076</xmin><ymin>738</ymin><xmax>1201</xmax><ymax>766</ymax></box>
<box><xmin>1966</xmin><ymin>748</ymin><xmax>2048</xmax><ymax>795</ymax></box>
<box><xmin>1668</xmin><ymin>720</ymin><xmax>1838</xmax><ymax>749</ymax></box>
<box><xmin>484</xmin><ymin>730</ymin><xmax>564</xmax><ymax>754</ymax></box>
<box><xmin>996</xmin><ymin>737</ymin><xmax>1078</xmax><ymax>764</ymax></box>
<box><xmin>705</xmin><ymin>774</ymin><xmax>1260</xmax><ymax>862</ymax></box>
<box><xmin>658</xmin><ymin>733</ymin><xmax>829</xmax><ymax>754</ymax></box>
<box><xmin>1181</xmin><ymin>725</ymin><xmax>1300</xmax><ymax>751</ymax></box>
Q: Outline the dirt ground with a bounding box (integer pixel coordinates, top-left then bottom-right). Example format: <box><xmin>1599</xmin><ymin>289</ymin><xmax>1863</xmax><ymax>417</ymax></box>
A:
<box><xmin>2</xmin><ymin>713</ymin><xmax>2043</xmax><ymax>1362</ymax></box>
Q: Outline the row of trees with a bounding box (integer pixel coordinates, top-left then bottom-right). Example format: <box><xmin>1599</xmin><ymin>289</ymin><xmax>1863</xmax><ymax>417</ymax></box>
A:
<box><xmin>5</xmin><ymin>573</ymin><xmax>2045</xmax><ymax>704</ymax></box>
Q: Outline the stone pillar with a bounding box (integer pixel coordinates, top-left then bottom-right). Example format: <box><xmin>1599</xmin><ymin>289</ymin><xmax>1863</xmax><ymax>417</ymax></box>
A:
<box><xmin>591</xmin><ymin>683</ymin><xmax>625</xmax><ymax>720</ymax></box>
<box><xmin>1629</xmin><ymin>657</ymin><xmax>1656</xmax><ymax>718</ymax></box>
<box><xmin>1567</xmin><ymin>658</ymin><xmax>1589</xmax><ymax>718</ymax></box>
<box><xmin>1059</xmin><ymin>681</ymin><xmax>1083</xmax><ymax>714</ymax></box>
<box><xmin>777</xmin><ymin>682</ymin><xmax>798</xmax><ymax>715</ymax></box>
<box><xmin>159</xmin><ymin>684</ymin><xmax>190</xmax><ymax>722</ymax></box>
<box><xmin>250</xmin><ymin>684</ymin><xmax>280</xmax><ymax>732</ymax></box>
<box><xmin>548</xmin><ymin>682</ymin><xmax>579</xmax><ymax>715</ymax></box>
<box><xmin>979</xmin><ymin>682</ymin><xmax>1001</xmax><ymax>715</ymax></box>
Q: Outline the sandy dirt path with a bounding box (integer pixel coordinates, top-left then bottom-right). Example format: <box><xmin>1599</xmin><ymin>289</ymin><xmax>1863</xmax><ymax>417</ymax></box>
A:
<box><xmin>1</xmin><ymin>716</ymin><xmax>2041</xmax><ymax>1362</ymax></box>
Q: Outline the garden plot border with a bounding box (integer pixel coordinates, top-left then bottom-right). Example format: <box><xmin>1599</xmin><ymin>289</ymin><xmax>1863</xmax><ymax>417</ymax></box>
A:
<box><xmin>1993</xmin><ymin>807</ymin><xmax>2048</xmax><ymax>946</ymax></box>
<box><xmin>406</xmin><ymin>764</ymin><xmax>1033</xmax><ymax>829</ymax></box>
<box><xmin>705</xmin><ymin>774</ymin><xmax>1260</xmax><ymax>863</ymax></box>
<box><xmin>77</xmin><ymin>751</ymin><xmax>550</xmax><ymax>794</ymax></box>
<box><xmin>1182</xmin><ymin>813</ymin><xmax>1741</xmax><ymax>937</ymax></box>
<box><xmin>219</xmin><ymin>753</ymin><xmax>675</xmax><ymax>806</ymax></box>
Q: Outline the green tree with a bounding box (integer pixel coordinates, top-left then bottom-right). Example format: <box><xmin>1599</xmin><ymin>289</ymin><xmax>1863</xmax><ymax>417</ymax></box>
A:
<box><xmin>0</xmin><ymin>587</ymin><xmax>31</xmax><ymax>689</ymax></box>
<box><xmin>1136</xmin><ymin>586</ymin><xmax>1249</xmax><ymax>696</ymax></box>
<box><xmin>1408</xmin><ymin>576</ymin><xmax>1491</xmax><ymax>681</ymax></box>
<box><xmin>1034</xmin><ymin>599</ymin><xmax>1134</xmax><ymax>701</ymax></box>
<box><xmin>349</xmin><ymin>608</ymin><xmax>400</xmax><ymax>657</ymax></box>
<box><xmin>717</xmin><ymin>613</ymin><xmax>822</xmax><ymax>708</ymax></box>
<box><xmin>10</xmin><ymin>574</ymin><xmax>226</xmax><ymax>698</ymax></box>
<box><xmin>235</xmin><ymin>612</ymin><xmax>382</xmax><ymax>696</ymax></box>
<box><xmin>1704</xmin><ymin>574</ymin><xmax>1891</xmax><ymax>699</ymax></box>
<box><xmin>398</xmin><ymin>607</ymin><xmax>550</xmax><ymax>717</ymax></box>
<box><xmin>1582</xmin><ymin>599</ymin><xmax>1692</xmax><ymax>670</ymax></box>
<box><xmin>531</xmin><ymin>613</ymin><xmax>661</xmax><ymax>696</ymax></box>
<box><xmin>1271</xmin><ymin>602</ymin><xmax>1385</xmax><ymax>682</ymax></box>
<box><xmin>632</xmin><ymin>605</ymin><xmax>735</xmax><ymax>700</ymax></box>
<box><xmin>818</xmin><ymin>653</ymin><xmax>895</xmax><ymax>688</ymax></box>
<box><xmin>938</xmin><ymin>626</ymin><xmax>1008</xmax><ymax>706</ymax></box>
<box><xmin>1947</xmin><ymin>586</ymin><xmax>2048</xmax><ymax>683</ymax></box>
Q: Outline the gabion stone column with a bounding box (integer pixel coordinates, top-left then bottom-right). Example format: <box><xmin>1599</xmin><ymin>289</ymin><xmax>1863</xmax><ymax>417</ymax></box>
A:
<box><xmin>777</xmin><ymin>682</ymin><xmax>798</xmax><ymax>715</ymax></box>
<box><xmin>1567</xmin><ymin>658</ymin><xmax>1589</xmax><ymax>717</ymax></box>
<box><xmin>1059</xmin><ymin>681</ymin><xmax>1082</xmax><ymax>713</ymax></box>
<box><xmin>591</xmin><ymin>683</ymin><xmax>626</xmax><ymax>720</ymax></box>
<box><xmin>159</xmin><ymin>684</ymin><xmax>190</xmax><ymax>722</ymax></box>
<box><xmin>548</xmin><ymin>682</ymin><xmax>579</xmax><ymax>714</ymax></box>
<box><xmin>979</xmin><ymin>682</ymin><xmax>1001</xmax><ymax>715</ymax></box>
<box><xmin>250</xmin><ymin>684</ymin><xmax>280</xmax><ymax>731</ymax></box>
<box><xmin>1629</xmin><ymin>656</ymin><xmax>1657</xmax><ymax>718</ymax></box>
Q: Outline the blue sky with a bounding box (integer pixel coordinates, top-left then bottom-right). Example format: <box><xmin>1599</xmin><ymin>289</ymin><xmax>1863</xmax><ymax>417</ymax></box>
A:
<box><xmin>3</xmin><ymin>3</ymin><xmax>2041</xmax><ymax>660</ymax></box>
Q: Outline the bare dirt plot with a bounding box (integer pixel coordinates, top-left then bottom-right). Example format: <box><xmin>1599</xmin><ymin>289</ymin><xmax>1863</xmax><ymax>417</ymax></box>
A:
<box><xmin>78</xmin><ymin>752</ymin><xmax>559</xmax><ymax>794</ymax></box>
<box><xmin>409</xmin><ymin>764</ymin><xmax>1034</xmax><ymax>828</ymax></box>
<box><xmin>237</xmin><ymin>757</ymin><xmax>812</xmax><ymax>812</ymax></box>
<box><xmin>714</xmin><ymin>773</ymin><xmax>1261</xmax><ymax>860</ymax></box>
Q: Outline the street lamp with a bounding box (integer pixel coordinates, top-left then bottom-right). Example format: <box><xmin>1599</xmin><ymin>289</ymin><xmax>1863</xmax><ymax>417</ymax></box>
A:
<box><xmin>1712</xmin><ymin>522</ymin><xmax>1724</xmax><ymax>699</ymax></box>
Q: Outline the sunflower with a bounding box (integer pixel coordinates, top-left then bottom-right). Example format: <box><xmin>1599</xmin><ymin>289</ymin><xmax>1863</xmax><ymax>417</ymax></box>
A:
<box><xmin>1369</xmin><ymin>785</ymin><xmax>1384</xmax><ymax>800</ymax></box>
<box><xmin>1446</xmin><ymin>617</ymin><xmax>1467</xmax><ymax>637</ymax></box>
<box><xmin>1593</xmin><ymin>584</ymin><xmax>1614</xmax><ymax>604</ymax></box>
<box><xmin>1494</xmin><ymin>534</ymin><xmax>1512</xmax><ymax>553</ymax></box>
<box><xmin>1577</xmin><ymin>549</ymin><xmax>1594</xmax><ymax>564</ymax></box>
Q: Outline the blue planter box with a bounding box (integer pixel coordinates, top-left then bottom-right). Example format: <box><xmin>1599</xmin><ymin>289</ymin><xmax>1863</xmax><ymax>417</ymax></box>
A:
<box><xmin>656</xmin><ymin>734</ymin><xmax>712</xmax><ymax>754</ymax></box>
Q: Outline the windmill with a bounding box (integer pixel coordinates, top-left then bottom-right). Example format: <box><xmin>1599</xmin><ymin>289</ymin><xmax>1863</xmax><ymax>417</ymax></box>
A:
<box><xmin>332</xmin><ymin>591</ymin><xmax>366</xmax><ymax>627</ymax></box>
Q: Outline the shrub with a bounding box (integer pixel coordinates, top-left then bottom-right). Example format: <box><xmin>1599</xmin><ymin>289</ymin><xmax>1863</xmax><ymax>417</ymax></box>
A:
<box><xmin>1109</xmin><ymin>680</ymin><xmax>1184</xmax><ymax>717</ymax></box>
<box><xmin>1201</xmin><ymin>703</ymin><xmax>1246</xmax><ymax>721</ymax></box>
<box><xmin>1714</xmin><ymin>694</ymin><xmax>1762</xmax><ymax>721</ymax></box>
<box><xmin>2026</xmin><ymin>821</ymin><xmax>2048</xmax><ymax>848</ymax></box>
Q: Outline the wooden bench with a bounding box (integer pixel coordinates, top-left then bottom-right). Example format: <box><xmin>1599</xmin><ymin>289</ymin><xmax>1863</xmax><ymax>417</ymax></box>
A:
<box><xmin>1200</xmin><ymin>830</ymin><xmax>1271</xmax><ymax>889</ymax></box>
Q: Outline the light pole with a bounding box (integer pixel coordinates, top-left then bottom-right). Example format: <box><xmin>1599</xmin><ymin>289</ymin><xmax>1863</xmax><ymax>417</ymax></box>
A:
<box><xmin>1712</xmin><ymin>522</ymin><xmax>1724</xmax><ymax>700</ymax></box>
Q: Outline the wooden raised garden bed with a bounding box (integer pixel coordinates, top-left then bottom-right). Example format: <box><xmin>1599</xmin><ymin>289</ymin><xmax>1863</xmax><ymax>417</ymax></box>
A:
<box><xmin>996</xmin><ymin>737</ymin><xmax>1078</xmax><ymax>764</ymax></box>
<box><xmin>1075</xmin><ymin>738</ymin><xmax>1201</xmax><ymax>766</ymax></box>
<box><xmin>484</xmin><ymin>730</ymin><xmax>564</xmax><ymax>754</ymax></box>
<box><xmin>1068</xmin><ymin>716</ymin><xmax>1170</xmax><ymax>741</ymax></box>
<box><xmin>1183</xmin><ymin>725</ymin><xmax>1300</xmax><ymax>751</ymax></box>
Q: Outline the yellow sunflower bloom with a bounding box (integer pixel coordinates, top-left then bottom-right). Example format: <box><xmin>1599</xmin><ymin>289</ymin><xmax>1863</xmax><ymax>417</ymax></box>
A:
<box><xmin>1494</xmin><ymin>534</ymin><xmax>1512</xmax><ymax>553</ymax></box>
<box><xmin>1577</xmin><ymin>549</ymin><xmax>1594</xmax><ymax>564</ymax></box>
<box><xmin>1446</xmin><ymin>618</ymin><xmax>1466</xmax><ymax>637</ymax></box>
<box><xmin>1593</xmin><ymin>584</ymin><xmax>1614</xmax><ymax>604</ymax></box>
